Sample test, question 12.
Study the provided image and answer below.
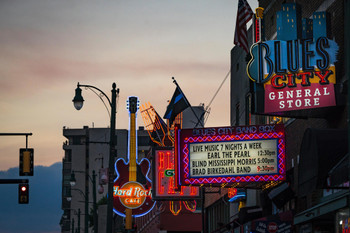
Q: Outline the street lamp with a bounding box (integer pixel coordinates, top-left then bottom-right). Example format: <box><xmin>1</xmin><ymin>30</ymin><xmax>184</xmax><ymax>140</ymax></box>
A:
<box><xmin>70</xmin><ymin>170</ymin><xmax>98</xmax><ymax>233</ymax></box>
<box><xmin>72</xmin><ymin>82</ymin><xmax>119</xmax><ymax>233</ymax></box>
<box><xmin>70</xmin><ymin>172</ymin><xmax>76</xmax><ymax>187</ymax></box>
<box><xmin>73</xmin><ymin>84</ymin><xmax>84</xmax><ymax>110</ymax></box>
<box><xmin>74</xmin><ymin>209</ymin><xmax>81</xmax><ymax>233</ymax></box>
<box><xmin>68</xmin><ymin>188</ymin><xmax>88</xmax><ymax>233</ymax></box>
<box><xmin>63</xmin><ymin>209</ymin><xmax>81</xmax><ymax>233</ymax></box>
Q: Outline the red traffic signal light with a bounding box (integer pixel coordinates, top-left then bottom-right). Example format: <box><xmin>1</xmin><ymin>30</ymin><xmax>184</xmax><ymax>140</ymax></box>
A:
<box><xmin>18</xmin><ymin>183</ymin><xmax>29</xmax><ymax>204</ymax></box>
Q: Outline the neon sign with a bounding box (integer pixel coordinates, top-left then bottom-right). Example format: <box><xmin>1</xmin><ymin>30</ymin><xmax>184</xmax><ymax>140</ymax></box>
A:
<box><xmin>342</xmin><ymin>217</ymin><xmax>350</xmax><ymax>232</ymax></box>
<box><xmin>113</xmin><ymin>96</ymin><xmax>155</xmax><ymax>218</ymax></box>
<box><xmin>176</xmin><ymin>124</ymin><xmax>285</xmax><ymax>186</ymax></box>
<box><xmin>113</xmin><ymin>181</ymin><xmax>152</xmax><ymax>209</ymax></box>
<box><xmin>154</xmin><ymin>149</ymin><xmax>200</xmax><ymax>199</ymax></box>
<box><xmin>228</xmin><ymin>188</ymin><xmax>246</xmax><ymax>202</ymax></box>
<box><xmin>247</xmin><ymin>4</ymin><xmax>339</xmax><ymax>114</ymax></box>
<box><xmin>113</xmin><ymin>158</ymin><xmax>155</xmax><ymax>217</ymax></box>
<box><xmin>247</xmin><ymin>38</ymin><xmax>337</xmax><ymax>113</ymax></box>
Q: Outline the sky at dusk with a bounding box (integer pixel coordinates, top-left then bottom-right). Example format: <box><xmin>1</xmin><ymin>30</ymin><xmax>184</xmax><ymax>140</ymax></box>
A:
<box><xmin>0</xmin><ymin>0</ymin><xmax>258</xmax><ymax>171</ymax></box>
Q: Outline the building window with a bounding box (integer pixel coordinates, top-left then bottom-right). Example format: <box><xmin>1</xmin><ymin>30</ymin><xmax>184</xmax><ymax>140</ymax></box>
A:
<box><xmin>65</xmin><ymin>150</ymin><xmax>72</xmax><ymax>162</ymax></box>
<box><xmin>138</xmin><ymin>136</ymin><xmax>150</xmax><ymax>146</ymax></box>
<box><xmin>70</xmin><ymin>136</ymin><xmax>83</xmax><ymax>145</ymax></box>
<box><xmin>62</xmin><ymin>185</ymin><xmax>71</xmax><ymax>197</ymax></box>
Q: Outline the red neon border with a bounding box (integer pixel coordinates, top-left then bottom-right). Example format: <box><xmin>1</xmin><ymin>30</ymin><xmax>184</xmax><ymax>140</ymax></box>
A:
<box><xmin>177</xmin><ymin>125</ymin><xmax>286</xmax><ymax>186</ymax></box>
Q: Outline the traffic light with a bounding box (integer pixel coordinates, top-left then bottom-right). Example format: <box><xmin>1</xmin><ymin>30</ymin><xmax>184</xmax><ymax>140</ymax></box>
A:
<box><xmin>18</xmin><ymin>183</ymin><xmax>29</xmax><ymax>204</ymax></box>
<box><xmin>19</xmin><ymin>148</ymin><xmax>34</xmax><ymax>176</ymax></box>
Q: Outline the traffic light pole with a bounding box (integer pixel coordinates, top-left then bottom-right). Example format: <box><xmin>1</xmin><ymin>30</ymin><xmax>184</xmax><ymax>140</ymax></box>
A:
<box><xmin>0</xmin><ymin>179</ymin><xmax>28</xmax><ymax>184</ymax></box>
<box><xmin>0</xmin><ymin>133</ymin><xmax>33</xmax><ymax>136</ymax></box>
<box><xmin>0</xmin><ymin>133</ymin><xmax>33</xmax><ymax>149</ymax></box>
<box><xmin>0</xmin><ymin>133</ymin><xmax>33</xmax><ymax>204</ymax></box>
<box><xmin>0</xmin><ymin>133</ymin><xmax>33</xmax><ymax>148</ymax></box>
<box><xmin>0</xmin><ymin>179</ymin><xmax>29</xmax><ymax>204</ymax></box>
<box><xmin>0</xmin><ymin>133</ymin><xmax>34</xmax><ymax>177</ymax></box>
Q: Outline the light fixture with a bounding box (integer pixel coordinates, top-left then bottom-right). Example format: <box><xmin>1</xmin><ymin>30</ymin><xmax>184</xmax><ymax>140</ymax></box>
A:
<box><xmin>72</xmin><ymin>83</ymin><xmax>84</xmax><ymax>110</ymax></box>
<box><xmin>70</xmin><ymin>172</ymin><xmax>76</xmax><ymax>187</ymax></box>
<box><xmin>305</xmin><ymin>212</ymin><xmax>314</xmax><ymax>217</ymax></box>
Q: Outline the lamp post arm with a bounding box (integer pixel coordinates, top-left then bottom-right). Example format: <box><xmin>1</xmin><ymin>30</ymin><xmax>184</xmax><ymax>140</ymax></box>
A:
<box><xmin>71</xmin><ymin>186</ymin><xmax>88</xmax><ymax>233</ymax></box>
<box><xmin>73</xmin><ymin>170</ymin><xmax>95</xmax><ymax>184</ymax></box>
<box><xmin>71</xmin><ymin>188</ymin><xmax>86</xmax><ymax>199</ymax></box>
<box><xmin>71</xmin><ymin>209</ymin><xmax>79</xmax><ymax>216</ymax></box>
<box><xmin>72</xmin><ymin>171</ymin><xmax>98</xmax><ymax>233</ymax></box>
<box><xmin>77</xmin><ymin>83</ymin><xmax>113</xmax><ymax>107</ymax></box>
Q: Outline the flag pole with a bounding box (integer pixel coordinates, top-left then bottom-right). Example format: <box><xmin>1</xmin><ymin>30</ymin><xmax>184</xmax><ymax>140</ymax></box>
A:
<box><xmin>172</xmin><ymin>77</ymin><xmax>204</xmax><ymax>128</ymax></box>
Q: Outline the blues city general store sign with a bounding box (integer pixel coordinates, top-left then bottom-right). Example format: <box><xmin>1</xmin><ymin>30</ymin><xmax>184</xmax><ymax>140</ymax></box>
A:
<box><xmin>247</xmin><ymin>4</ymin><xmax>339</xmax><ymax>114</ymax></box>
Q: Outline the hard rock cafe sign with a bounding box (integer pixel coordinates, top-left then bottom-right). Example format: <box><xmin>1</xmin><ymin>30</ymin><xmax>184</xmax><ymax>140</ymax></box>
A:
<box><xmin>113</xmin><ymin>96</ymin><xmax>155</xmax><ymax>220</ymax></box>
<box><xmin>113</xmin><ymin>181</ymin><xmax>152</xmax><ymax>209</ymax></box>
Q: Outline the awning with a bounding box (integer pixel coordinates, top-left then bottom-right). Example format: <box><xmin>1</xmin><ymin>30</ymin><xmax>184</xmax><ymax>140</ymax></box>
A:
<box><xmin>298</xmin><ymin>128</ymin><xmax>348</xmax><ymax>197</ymax></box>
<box><xmin>268</xmin><ymin>182</ymin><xmax>295</xmax><ymax>209</ymax></box>
<box><xmin>239</xmin><ymin>206</ymin><xmax>263</xmax><ymax>224</ymax></box>
<box><xmin>294</xmin><ymin>190</ymin><xmax>349</xmax><ymax>225</ymax></box>
<box><xmin>328</xmin><ymin>153</ymin><xmax>349</xmax><ymax>187</ymax></box>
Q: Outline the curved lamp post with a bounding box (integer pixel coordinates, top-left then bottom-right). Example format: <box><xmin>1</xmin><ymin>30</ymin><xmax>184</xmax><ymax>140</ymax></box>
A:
<box><xmin>70</xmin><ymin>170</ymin><xmax>98</xmax><ymax>233</ymax></box>
<box><xmin>73</xmin><ymin>82</ymin><xmax>119</xmax><ymax>233</ymax></box>
<box><xmin>68</xmin><ymin>189</ymin><xmax>86</xmax><ymax>233</ymax></box>
<box><xmin>63</xmin><ymin>208</ymin><xmax>81</xmax><ymax>233</ymax></box>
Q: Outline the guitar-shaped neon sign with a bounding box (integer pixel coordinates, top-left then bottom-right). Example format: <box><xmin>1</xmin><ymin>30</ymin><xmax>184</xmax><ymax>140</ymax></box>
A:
<box><xmin>113</xmin><ymin>96</ymin><xmax>155</xmax><ymax>227</ymax></box>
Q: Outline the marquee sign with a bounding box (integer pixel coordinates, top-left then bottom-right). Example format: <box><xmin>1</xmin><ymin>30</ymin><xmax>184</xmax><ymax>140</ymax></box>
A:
<box><xmin>176</xmin><ymin>124</ymin><xmax>285</xmax><ymax>186</ymax></box>
<box><xmin>247</xmin><ymin>4</ymin><xmax>339</xmax><ymax>115</ymax></box>
<box><xmin>153</xmin><ymin>149</ymin><xmax>201</xmax><ymax>200</ymax></box>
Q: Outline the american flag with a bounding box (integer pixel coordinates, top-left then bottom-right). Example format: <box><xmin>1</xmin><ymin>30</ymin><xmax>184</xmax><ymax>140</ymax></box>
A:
<box><xmin>234</xmin><ymin>0</ymin><xmax>254</xmax><ymax>53</ymax></box>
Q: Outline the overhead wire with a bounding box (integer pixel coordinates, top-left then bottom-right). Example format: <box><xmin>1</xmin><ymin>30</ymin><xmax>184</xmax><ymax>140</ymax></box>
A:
<box><xmin>204</xmin><ymin>69</ymin><xmax>231</xmax><ymax>124</ymax></box>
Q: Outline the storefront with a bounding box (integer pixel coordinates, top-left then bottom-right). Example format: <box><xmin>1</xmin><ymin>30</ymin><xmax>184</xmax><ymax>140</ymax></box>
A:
<box><xmin>294</xmin><ymin>191</ymin><xmax>349</xmax><ymax>233</ymax></box>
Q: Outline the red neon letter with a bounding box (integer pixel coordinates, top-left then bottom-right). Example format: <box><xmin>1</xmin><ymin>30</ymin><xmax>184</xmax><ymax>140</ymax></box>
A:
<box><xmin>158</xmin><ymin>171</ymin><xmax>165</xmax><ymax>194</ymax></box>
<box><xmin>190</xmin><ymin>186</ymin><xmax>197</xmax><ymax>196</ymax></box>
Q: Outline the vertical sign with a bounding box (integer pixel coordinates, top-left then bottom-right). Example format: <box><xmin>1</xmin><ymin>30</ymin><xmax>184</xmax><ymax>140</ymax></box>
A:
<box><xmin>153</xmin><ymin>149</ymin><xmax>200</xmax><ymax>200</ymax></box>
